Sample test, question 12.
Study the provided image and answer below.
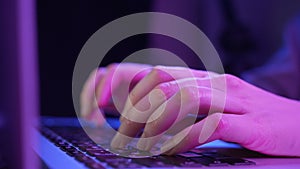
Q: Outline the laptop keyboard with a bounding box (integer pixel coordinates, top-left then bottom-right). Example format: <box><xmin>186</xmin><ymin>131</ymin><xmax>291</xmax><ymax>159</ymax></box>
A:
<box><xmin>41</xmin><ymin>126</ymin><xmax>255</xmax><ymax>168</ymax></box>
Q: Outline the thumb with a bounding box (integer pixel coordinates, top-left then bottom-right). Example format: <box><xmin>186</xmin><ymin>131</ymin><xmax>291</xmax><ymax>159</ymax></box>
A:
<box><xmin>161</xmin><ymin>113</ymin><xmax>254</xmax><ymax>155</ymax></box>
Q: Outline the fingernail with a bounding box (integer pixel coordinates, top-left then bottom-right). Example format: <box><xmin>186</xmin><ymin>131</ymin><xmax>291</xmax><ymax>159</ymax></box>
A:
<box><xmin>80</xmin><ymin>102</ymin><xmax>91</xmax><ymax>118</ymax></box>
<box><xmin>80</xmin><ymin>107</ymin><xmax>87</xmax><ymax>117</ymax></box>
<box><xmin>122</xmin><ymin>99</ymin><xmax>132</xmax><ymax>115</ymax></box>
<box><xmin>110</xmin><ymin>133</ymin><xmax>130</xmax><ymax>149</ymax></box>
<box><xmin>110</xmin><ymin>133</ymin><xmax>121</xmax><ymax>148</ymax></box>
<box><xmin>137</xmin><ymin>134</ymin><xmax>149</xmax><ymax>151</ymax></box>
<box><xmin>161</xmin><ymin>138</ymin><xmax>178</xmax><ymax>154</ymax></box>
<box><xmin>119</xmin><ymin>116</ymin><xmax>125</xmax><ymax>123</ymax></box>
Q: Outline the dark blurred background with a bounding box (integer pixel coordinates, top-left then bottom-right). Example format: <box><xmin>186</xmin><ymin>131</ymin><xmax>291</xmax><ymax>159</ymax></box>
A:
<box><xmin>38</xmin><ymin>1</ymin><xmax>152</xmax><ymax>116</ymax></box>
<box><xmin>37</xmin><ymin>0</ymin><xmax>300</xmax><ymax>116</ymax></box>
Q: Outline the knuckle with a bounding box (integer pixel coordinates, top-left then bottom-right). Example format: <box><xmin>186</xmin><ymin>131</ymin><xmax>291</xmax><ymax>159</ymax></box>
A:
<box><xmin>149</xmin><ymin>89</ymin><xmax>167</xmax><ymax>102</ymax></box>
<box><xmin>154</xmin><ymin>82</ymin><xmax>171</xmax><ymax>91</ymax></box>
<box><xmin>150</xmin><ymin>66</ymin><xmax>164</xmax><ymax>79</ymax></box>
<box><xmin>180</xmin><ymin>87</ymin><xmax>199</xmax><ymax>103</ymax></box>
<box><xmin>106</xmin><ymin>63</ymin><xmax>118</xmax><ymax>71</ymax></box>
<box><xmin>213</xmin><ymin>113</ymin><xmax>228</xmax><ymax>139</ymax></box>
<box><xmin>123</xmin><ymin>118</ymin><xmax>135</xmax><ymax>127</ymax></box>
<box><xmin>149</xmin><ymin>66</ymin><xmax>170</xmax><ymax>81</ymax></box>
<box><xmin>152</xmin><ymin>65</ymin><xmax>166</xmax><ymax>72</ymax></box>
<box><xmin>153</xmin><ymin>82</ymin><xmax>174</xmax><ymax>98</ymax></box>
<box><xmin>180</xmin><ymin>86</ymin><xmax>210</xmax><ymax>103</ymax></box>
<box><xmin>129</xmin><ymin>90</ymin><xmax>137</xmax><ymax>101</ymax></box>
<box><xmin>224</xmin><ymin>74</ymin><xmax>242</xmax><ymax>89</ymax></box>
<box><xmin>144</xmin><ymin>123</ymin><xmax>156</xmax><ymax>137</ymax></box>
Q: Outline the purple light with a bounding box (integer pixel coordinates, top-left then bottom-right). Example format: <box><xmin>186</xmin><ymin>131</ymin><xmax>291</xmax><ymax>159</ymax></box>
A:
<box><xmin>17</xmin><ymin>0</ymin><xmax>40</xmax><ymax>168</ymax></box>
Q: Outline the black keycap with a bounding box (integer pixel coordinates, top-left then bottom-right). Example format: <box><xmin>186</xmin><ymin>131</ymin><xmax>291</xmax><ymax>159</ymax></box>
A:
<box><xmin>133</xmin><ymin>157</ymin><xmax>174</xmax><ymax>167</ymax></box>
<box><xmin>178</xmin><ymin>152</ymin><xmax>205</xmax><ymax>158</ymax></box>
<box><xmin>190</xmin><ymin>156</ymin><xmax>229</xmax><ymax>166</ymax></box>
<box><xmin>158</xmin><ymin>155</ymin><xmax>203</xmax><ymax>167</ymax></box>
<box><xmin>75</xmin><ymin>155</ymin><xmax>95</xmax><ymax>164</ymax></box>
<box><xmin>95</xmin><ymin>155</ymin><xmax>119</xmax><ymax>162</ymax></box>
<box><xmin>109</xmin><ymin>162</ymin><xmax>144</xmax><ymax>169</ymax></box>
<box><xmin>54</xmin><ymin>141</ymin><xmax>67</xmax><ymax>147</ymax></box>
<box><xmin>77</xmin><ymin>144</ymin><xmax>96</xmax><ymax>152</ymax></box>
<box><xmin>200</xmin><ymin>152</ymin><xmax>256</xmax><ymax>166</ymax></box>
<box><xmin>59</xmin><ymin>146</ymin><xmax>70</xmax><ymax>152</ymax></box>
<box><xmin>73</xmin><ymin>152</ymin><xmax>86</xmax><ymax>159</ymax></box>
<box><xmin>66</xmin><ymin>150</ymin><xmax>81</xmax><ymax>157</ymax></box>
<box><xmin>104</xmin><ymin>158</ymin><xmax>132</xmax><ymax>167</ymax></box>
<box><xmin>85</xmin><ymin>162</ymin><xmax>106</xmax><ymax>169</ymax></box>
<box><xmin>201</xmin><ymin>152</ymin><xmax>230</xmax><ymax>159</ymax></box>
<box><xmin>86</xmin><ymin>149</ymin><xmax>114</xmax><ymax>156</ymax></box>
<box><xmin>119</xmin><ymin>163</ymin><xmax>144</xmax><ymax>168</ymax></box>
<box><xmin>180</xmin><ymin>161</ymin><xmax>204</xmax><ymax>168</ymax></box>
<box><xmin>220</xmin><ymin>158</ymin><xmax>256</xmax><ymax>165</ymax></box>
<box><xmin>65</xmin><ymin>146</ymin><xmax>77</xmax><ymax>154</ymax></box>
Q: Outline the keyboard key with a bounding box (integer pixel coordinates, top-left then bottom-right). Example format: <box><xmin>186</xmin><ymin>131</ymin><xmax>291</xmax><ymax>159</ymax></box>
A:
<box><xmin>42</xmin><ymin>126</ymin><xmax>256</xmax><ymax>168</ymax></box>
<box><xmin>87</xmin><ymin>149</ymin><xmax>115</xmax><ymax>156</ymax></box>
<box><xmin>201</xmin><ymin>152</ymin><xmax>230</xmax><ymax>159</ymax></box>
<box><xmin>178</xmin><ymin>152</ymin><xmax>204</xmax><ymax>158</ymax></box>
<box><xmin>198</xmin><ymin>151</ymin><xmax>256</xmax><ymax>166</ymax></box>
<box><xmin>133</xmin><ymin>156</ymin><xmax>174</xmax><ymax>167</ymax></box>
<box><xmin>95</xmin><ymin>155</ymin><xmax>119</xmax><ymax>162</ymax></box>
<box><xmin>104</xmin><ymin>157</ymin><xmax>133</xmax><ymax>168</ymax></box>
<box><xmin>66</xmin><ymin>150</ymin><xmax>81</xmax><ymax>157</ymax></box>
<box><xmin>73</xmin><ymin>152</ymin><xmax>86</xmax><ymax>159</ymax></box>
<box><xmin>75</xmin><ymin>155</ymin><xmax>95</xmax><ymax>164</ymax></box>
<box><xmin>190</xmin><ymin>156</ymin><xmax>229</xmax><ymax>166</ymax></box>
<box><xmin>220</xmin><ymin>158</ymin><xmax>256</xmax><ymax>165</ymax></box>
<box><xmin>158</xmin><ymin>155</ymin><xmax>203</xmax><ymax>167</ymax></box>
<box><xmin>189</xmin><ymin>148</ymin><xmax>206</xmax><ymax>154</ymax></box>
<box><xmin>85</xmin><ymin>163</ymin><xmax>106</xmax><ymax>169</ymax></box>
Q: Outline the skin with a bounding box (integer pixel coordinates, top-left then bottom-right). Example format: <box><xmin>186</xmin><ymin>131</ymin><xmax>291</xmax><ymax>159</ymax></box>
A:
<box><xmin>80</xmin><ymin>63</ymin><xmax>300</xmax><ymax>157</ymax></box>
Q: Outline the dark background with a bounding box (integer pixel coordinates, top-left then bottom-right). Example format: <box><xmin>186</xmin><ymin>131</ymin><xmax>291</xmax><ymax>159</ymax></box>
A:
<box><xmin>37</xmin><ymin>0</ymin><xmax>300</xmax><ymax>116</ymax></box>
<box><xmin>37</xmin><ymin>1</ymin><xmax>151</xmax><ymax>116</ymax></box>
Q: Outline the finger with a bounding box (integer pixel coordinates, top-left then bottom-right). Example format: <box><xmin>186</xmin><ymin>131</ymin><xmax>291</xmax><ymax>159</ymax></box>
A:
<box><xmin>96</xmin><ymin>63</ymin><xmax>150</xmax><ymax>106</ymax></box>
<box><xmin>136</xmin><ymin>84</ymin><xmax>246</xmax><ymax>151</ymax></box>
<box><xmin>121</xmin><ymin>79</ymin><xmax>182</xmax><ymax>123</ymax></box>
<box><xmin>121</xmin><ymin>75</ymin><xmax>232</xmax><ymax>123</ymax></box>
<box><xmin>117</xmin><ymin>77</ymin><xmax>246</xmax><ymax>149</ymax></box>
<box><xmin>117</xmin><ymin>77</ymin><xmax>202</xmax><ymax>146</ymax></box>
<box><xmin>95</xmin><ymin>64</ymin><xmax>119</xmax><ymax>107</ymax></box>
<box><xmin>123</xmin><ymin>66</ymin><xmax>211</xmax><ymax>113</ymax></box>
<box><xmin>110</xmin><ymin>121</ymin><xmax>144</xmax><ymax>148</ymax></box>
<box><xmin>112</xmin><ymin>80</ymin><xmax>181</xmax><ymax>148</ymax></box>
<box><xmin>161</xmin><ymin>113</ymin><xmax>253</xmax><ymax>155</ymax></box>
<box><xmin>96</xmin><ymin>63</ymin><xmax>151</xmax><ymax>109</ymax></box>
<box><xmin>111</xmin><ymin>88</ymin><xmax>170</xmax><ymax>149</ymax></box>
<box><xmin>120</xmin><ymin>67</ymin><xmax>216</xmax><ymax>122</ymax></box>
<box><xmin>85</xmin><ymin>109</ymin><xmax>106</xmax><ymax>126</ymax></box>
<box><xmin>80</xmin><ymin>68</ymin><xmax>106</xmax><ymax>118</ymax></box>
<box><xmin>136</xmin><ymin>86</ymin><xmax>197</xmax><ymax>151</ymax></box>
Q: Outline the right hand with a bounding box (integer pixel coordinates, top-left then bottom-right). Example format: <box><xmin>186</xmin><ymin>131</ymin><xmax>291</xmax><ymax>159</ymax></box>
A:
<box><xmin>80</xmin><ymin>63</ymin><xmax>151</xmax><ymax>126</ymax></box>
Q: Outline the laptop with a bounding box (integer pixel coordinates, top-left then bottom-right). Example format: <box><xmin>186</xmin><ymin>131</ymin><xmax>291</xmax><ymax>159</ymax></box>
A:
<box><xmin>37</xmin><ymin>111</ymin><xmax>300</xmax><ymax>169</ymax></box>
<box><xmin>1</xmin><ymin>0</ymin><xmax>300</xmax><ymax>169</ymax></box>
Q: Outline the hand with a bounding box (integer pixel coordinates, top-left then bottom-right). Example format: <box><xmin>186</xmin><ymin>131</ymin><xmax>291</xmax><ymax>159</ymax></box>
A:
<box><xmin>110</xmin><ymin>64</ymin><xmax>300</xmax><ymax>157</ymax></box>
<box><xmin>80</xmin><ymin>63</ymin><xmax>151</xmax><ymax>126</ymax></box>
